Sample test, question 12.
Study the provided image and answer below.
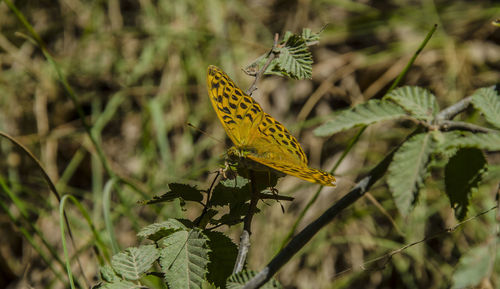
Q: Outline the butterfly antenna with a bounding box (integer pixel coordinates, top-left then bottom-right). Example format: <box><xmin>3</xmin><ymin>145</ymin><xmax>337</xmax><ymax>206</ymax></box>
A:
<box><xmin>186</xmin><ymin>122</ymin><xmax>224</xmax><ymax>144</ymax></box>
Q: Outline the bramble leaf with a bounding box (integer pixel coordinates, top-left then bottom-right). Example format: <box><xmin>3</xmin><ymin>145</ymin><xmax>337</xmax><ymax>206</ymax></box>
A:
<box><xmin>451</xmin><ymin>244</ymin><xmax>494</xmax><ymax>289</ymax></box>
<box><xmin>387</xmin><ymin>133</ymin><xmax>435</xmax><ymax>216</ymax></box>
<box><xmin>314</xmin><ymin>100</ymin><xmax>407</xmax><ymax>136</ymax></box>
<box><xmin>470</xmin><ymin>87</ymin><xmax>500</xmax><ymax>128</ymax></box>
<box><xmin>386</xmin><ymin>86</ymin><xmax>439</xmax><ymax>121</ymax></box>
<box><xmin>160</xmin><ymin>229</ymin><xmax>210</xmax><ymax>289</ymax></box>
<box><xmin>205</xmin><ymin>231</ymin><xmax>238</xmax><ymax>287</ymax></box>
<box><xmin>443</xmin><ymin>131</ymin><xmax>500</xmax><ymax>151</ymax></box>
<box><xmin>445</xmin><ymin>148</ymin><xmax>487</xmax><ymax>220</ymax></box>
<box><xmin>227</xmin><ymin>270</ymin><xmax>282</xmax><ymax>289</ymax></box>
<box><xmin>137</xmin><ymin>219</ymin><xmax>186</xmax><ymax>241</ymax></box>
<box><xmin>99</xmin><ymin>280</ymin><xmax>142</xmax><ymax>289</ymax></box>
<box><xmin>142</xmin><ymin>183</ymin><xmax>204</xmax><ymax>205</ymax></box>
<box><xmin>111</xmin><ymin>245</ymin><xmax>159</xmax><ymax>281</ymax></box>
<box><xmin>275</xmin><ymin>34</ymin><xmax>313</xmax><ymax>79</ymax></box>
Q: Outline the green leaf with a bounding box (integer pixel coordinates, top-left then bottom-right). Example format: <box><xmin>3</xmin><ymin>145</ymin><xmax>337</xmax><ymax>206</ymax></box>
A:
<box><xmin>226</xmin><ymin>270</ymin><xmax>282</xmax><ymax>289</ymax></box>
<box><xmin>160</xmin><ymin>229</ymin><xmax>210</xmax><ymax>289</ymax></box>
<box><xmin>111</xmin><ymin>245</ymin><xmax>159</xmax><ymax>281</ymax></box>
<box><xmin>276</xmin><ymin>34</ymin><xmax>313</xmax><ymax>79</ymax></box>
<box><xmin>100</xmin><ymin>264</ymin><xmax>119</xmax><ymax>283</ymax></box>
<box><xmin>100</xmin><ymin>280</ymin><xmax>143</xmax><ymax>289</ymax></box>
<box><xmin>387</xmin><ymin>133</ymin><xmax>435</xmax><ymax>216</ymax></box>
<box><xmin>470</xmin><ymin>87</ymin><xmax>500</xmax><ymax>128</ymax></box>
<box><xmin>215</xmin><ymin>203</ymin><xmax>249</xmax><ymax>226</ymax></box>
<box><xmin>386</xmin><ymin>86</ymin><xmax>439</xmax><ymax>121</ymax></box>
<box><xmin>220</xmin><ymin>175</ymin><xmax>249</xmax><ymax>189</ymax></box>
<box><xmin>205</xmin><ymin>231</ymin><xmax>238</xmax><ymax>287</ymax></box>
<box><xmin>202</xmin><ymin>281</ymin><xmax>219</xmax><ymax>289</ymax></box>
<box><xmin>451</xmin><ymin>245</ymin><xmax>494</xmax><ymax>289</ymax></box>
<box><xmin>445</xmin><ymin>148</ymin><xmax>487</xmax><ymax>220</ymax></box>
<box><xmin>301</xmin><ymin>28</ymin><xmax>320</xmax><ymax>46</ymax></box>
<box><xmin>243</xmin><ymin>29</ymin><xmax>319</xmax><ymax>80</ymax></box>
<box><xmin>142</xmin><ymin>183</ymin><xmax>204</xmax><ymax>205</ymax></box>
<box><xmin>443</xmin><ymin>131</ymin><xmax>500</xmax><ymax>151</ymax></box>
<box><xmin>137</xmin><ymin>219</ymin><xmax>186</xmax><ymax>241</ymax></box>
<box><xmin>314</xmin><ymin>100</ymin><xmax>407</xmax><ymax>136</ymax></box>
<box><xmin>210</xmin><ymin>176</ymin><xmax>251</xmax><ymax>207</ymax></box>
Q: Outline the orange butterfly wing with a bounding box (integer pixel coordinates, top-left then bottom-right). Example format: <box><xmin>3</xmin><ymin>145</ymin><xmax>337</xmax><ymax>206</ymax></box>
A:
<box><xmin>207</xmin><ymin>65</ymin><xmax>336</xmax><ymax>187</ymax></box>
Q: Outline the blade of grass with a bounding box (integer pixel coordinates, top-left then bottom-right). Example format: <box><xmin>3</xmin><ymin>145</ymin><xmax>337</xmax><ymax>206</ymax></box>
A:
<box><xmin>0</xmin><ymin>199</ymin><xmax>68</xmax><ymax>283</ymax></box>
<box><xmin>0</xmin><ymin>131</ymin><xmax>90</xmax><ymax>287</ymax></box>
<box><xmin>59</xmin><ymin>194</ymin><xmax>113</xmax><ymax>288</ymax></box>
<box><xmin>103</xmin><ymin>179</ymin><xmax>121</xmax><ymax>254</ymax></box>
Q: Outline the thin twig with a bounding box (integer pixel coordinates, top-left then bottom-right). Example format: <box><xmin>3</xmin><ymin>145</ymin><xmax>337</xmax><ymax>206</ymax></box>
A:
<box><xmin>234</xmin><ymin>171</ymin><xmax>260</xmax><ymax>273</ymax></box>
<box><xmin>332</xmin><ymin>205</ymin><xmax>498</xmax><ymax>278</ymax></box>
<box><xmin>439</xmin><ymin>120</ymin><xmax>495</xmax><ymax>133</ymax></box>
<box><xmin>233</xmin><ymin>230</ymin><xmax>250</xmax><ymax>274</ymax></box>
<box><xmin>245</xmin><ymin>33</ymin><xmax>280</xmax><ymax>96</ymax></box>
<box><xmin>232</xmin><ymin>33</ymin><xmax>283</xmax><ymax>273</ymax></box>
<box><xmin>436</xmin><ymin>96</ymin><xmax>472</xmax><ymax>121</ymax></box>
<box><xmin>196</xmin><ymin>171</ymin><xmax>220</xmax><ymax>228</ymax></box>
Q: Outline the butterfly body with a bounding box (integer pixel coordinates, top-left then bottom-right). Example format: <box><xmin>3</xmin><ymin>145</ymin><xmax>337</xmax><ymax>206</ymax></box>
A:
<box><xmin>207</xmin><ymin>65</ymin><xmax>336</xmax><ymax>187</ymax></box>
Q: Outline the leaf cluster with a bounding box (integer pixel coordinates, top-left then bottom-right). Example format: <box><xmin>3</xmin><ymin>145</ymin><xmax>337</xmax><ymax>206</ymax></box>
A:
<box><xmin>95</xmin><ymin>175</ymin><xmax>287</xmax><ymax>288</ymax></box>
<box><xmin>244</xmin><ymin>29</ymin><xmax>320</xmax><ymax>80</ymax></box>
<box><xmin>315</xmin><ymin>86</ymin><xmax>500</xmax><ymax>220</ymax></box>
<box><xmin>95</xmin><ymin>218</ymin><xmax>280</xmax><ymax>289</ymax></box>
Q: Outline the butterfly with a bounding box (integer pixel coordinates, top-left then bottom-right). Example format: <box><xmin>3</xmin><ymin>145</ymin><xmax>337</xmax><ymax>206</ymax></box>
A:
<box><xmin>207</xmin><ymin>65</ymin><xmax>336</xmax><ymax>187</ymax></box>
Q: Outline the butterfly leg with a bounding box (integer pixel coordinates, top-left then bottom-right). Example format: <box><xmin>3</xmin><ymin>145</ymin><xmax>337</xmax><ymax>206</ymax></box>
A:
<box><xmin>265</xmin><ymin>170</ymin><xmax>285</xmax><ymax>213</ymax></box>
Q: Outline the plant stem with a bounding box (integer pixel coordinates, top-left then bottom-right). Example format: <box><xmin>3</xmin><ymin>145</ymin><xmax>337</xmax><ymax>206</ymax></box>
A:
<box><xmin>234</xmin><ymin>171</ymin><xmax>260</xmax><ymax>273</ymax></box>
<box><xmin>245</xmin><ymin>33</ymin><xmax>280</xmax><ymax>96</ymax></box>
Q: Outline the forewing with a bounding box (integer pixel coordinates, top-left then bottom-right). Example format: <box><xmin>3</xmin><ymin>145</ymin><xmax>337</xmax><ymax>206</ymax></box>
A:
<box><xmin>246</xmin><ymin>154</ymin><xmax>336</xmax><ymax>187</ymax></box>
<box><xmin>207</xmin><ymin>65</ymin><xmax>264</xmax><ymax>146</ymax></box>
